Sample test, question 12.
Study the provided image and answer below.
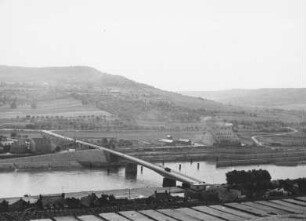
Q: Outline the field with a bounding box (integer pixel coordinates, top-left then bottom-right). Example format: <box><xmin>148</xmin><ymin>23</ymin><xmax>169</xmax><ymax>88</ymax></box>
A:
<box><xmin>0</xmin><ymin>98</ymin><xmax>111</xmax><ymax>119</ymax></box>
<box><xmin>57</xmin><ymin>130</ymin><xmax>203</xmax><ymax>143</ymax></box>
<box><xmin>275</xmin><ymin>103</ymin><xmax>306</xmax><ymax>111</ymax></box>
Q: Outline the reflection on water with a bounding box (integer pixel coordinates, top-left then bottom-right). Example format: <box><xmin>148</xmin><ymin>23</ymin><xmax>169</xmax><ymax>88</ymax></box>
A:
<box><xmin>0</xmin><ymin>161</ymin><xmax>306</xmax><ymax>198</ymax></box>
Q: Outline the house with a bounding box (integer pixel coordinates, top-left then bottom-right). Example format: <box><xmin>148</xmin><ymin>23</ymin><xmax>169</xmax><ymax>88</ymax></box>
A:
<box><xmin>38</xmin><ymin>194</ymin><xmax>65</xmax><ymax>209</ymax></box>
<box><xmin>199</xmin><ymin>125</ymin><xmax>241</xmax><ymax>146</ymax></box>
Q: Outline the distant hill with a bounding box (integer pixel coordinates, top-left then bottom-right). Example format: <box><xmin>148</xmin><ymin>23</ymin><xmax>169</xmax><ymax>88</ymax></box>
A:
<box><xmin>0</xmin><ymin>65</ymin><xmax>223</xmax><ymax>109</ymax></box>
<box><xmin>180</xmin><ymin>89</ymin><xmax>306</xmax><ymax>110</ymax></box>
<box><xmin>1</xmin><ymin>66</ymin><xmax>305</xmax><ymax>131</ymax></box>
<box><xmin>0</xmin><ymin>66</ymin><xmax>229</xmax><ymax>128</ymax></box>
<box><xmin>0</xmin><ymin>65</ymin><xmax>143</xmax><ymax>89</ymax></box>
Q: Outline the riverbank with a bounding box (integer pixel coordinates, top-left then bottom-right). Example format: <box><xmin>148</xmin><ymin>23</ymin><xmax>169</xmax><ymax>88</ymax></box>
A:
<box><xmin>1</xmin><ymin>144</ymin><xmax>306</xmax><ymax>171</ymax></box>
<box><xmin>1</xmin><ymin>187</ymin><xmax>306</xmax><ymax>221</ymax></box>
<box><xmin>120</xmin><ymin>145</ymin><xmax>306</xmax><ymax>168</ymax></box>
<box><xmin>1</xmin><ymin>186</ymin><xmax>184</xmax><ymax>205</ymax></box>
<box><xmin>0</xmin><ymin>149</ymin><xmax>110</xmax><ymax>171</ymax></box>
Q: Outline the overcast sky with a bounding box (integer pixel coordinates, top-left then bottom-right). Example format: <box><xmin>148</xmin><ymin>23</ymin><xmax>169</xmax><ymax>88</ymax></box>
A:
<box><xmin>0</xmin><ymin>0</ymin><xmax>305</xmax><ymax>91</ymax></box>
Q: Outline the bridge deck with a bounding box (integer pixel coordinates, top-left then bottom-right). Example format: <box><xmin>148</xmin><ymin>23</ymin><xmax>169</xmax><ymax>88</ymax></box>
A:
<box><xmin>41</xmin><ymin>130</ymin><xmax>202</xmax><ymax>185</ymax></box>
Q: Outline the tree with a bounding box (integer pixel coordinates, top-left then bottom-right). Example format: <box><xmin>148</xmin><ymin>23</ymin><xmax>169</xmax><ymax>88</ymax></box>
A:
<box><xmin>0</xmin><ymin>200</ymin><xmax>9</xmax><ymax>212</ymax></box>
<box><xmin>10</xmin><ymin>100</ymin><xmax>17</xmax><ymax>109</ymax></box>
<box><xmin>101</xmin><ymin>138</ymin><xmax>108</xmax><ymax>147</ymax></box>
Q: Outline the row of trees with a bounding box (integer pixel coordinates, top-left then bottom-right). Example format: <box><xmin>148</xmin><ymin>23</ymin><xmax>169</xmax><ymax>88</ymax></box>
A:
<box><xmin>226</xmin><ymin>169</ymin><xmax>306</xmax><ymax>198</ymax></box>
<box><xmin>99</xmin><ymin>138</ymin><xmax>133</xmax><ymax>148</ymax></box>
<box><xmin>0</xmin><ymin>193</ymin><xmax>116</xmax><ymax>212</ymax></box>
<box><xmin>0</xmin><ymin>191</ymin><xmax>181</xmax><ymax>213</ymax></box>
<box><xmin>226</xmin><ymin>169</ymin><xmax>272</xmax><ymax>197</ymax></box>
<box><xmin>231</xmin><ymin>120</ymin><xmax>287</xmax><ymax>132</ymax></box>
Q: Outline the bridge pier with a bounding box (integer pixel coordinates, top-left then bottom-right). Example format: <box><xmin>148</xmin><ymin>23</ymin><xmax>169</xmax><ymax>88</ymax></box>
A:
<box><xmin>125</xmin><ymin>163</ymin><xmax>137</xmax><ymax>173</ymax></box>
<box><xmin>162</xmin><ymin>178</ymin><xmax>176</xmax><ymax>187</ymax></box>
<box><xmin>125</xmin><ymin>163</ymin><xmax>137</xmax><ymax>179</ymax></box>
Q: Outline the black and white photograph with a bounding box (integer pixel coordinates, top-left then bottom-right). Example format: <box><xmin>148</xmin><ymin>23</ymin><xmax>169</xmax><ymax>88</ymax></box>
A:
<box><xmin>0</xmin><ymin>0</ymin><xmax>306</xmax><ymax>220</ymax></box>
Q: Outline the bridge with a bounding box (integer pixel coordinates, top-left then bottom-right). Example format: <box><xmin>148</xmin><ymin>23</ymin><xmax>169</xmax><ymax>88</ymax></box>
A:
<box><xmin>41</xmin><ymin>130</ymin><xmax>204</xmax><ymax>188</ymax></box>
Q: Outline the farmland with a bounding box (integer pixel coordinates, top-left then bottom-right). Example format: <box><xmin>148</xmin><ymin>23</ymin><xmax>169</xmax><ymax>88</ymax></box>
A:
<box><xmin>0</xmin><ymin>98</ymin><xmax>111</xmax><ymax>119</ymax></box>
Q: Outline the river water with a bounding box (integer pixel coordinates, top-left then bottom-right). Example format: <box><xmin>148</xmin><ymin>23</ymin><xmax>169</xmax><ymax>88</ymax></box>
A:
<box><xmin>0</xmin><ymin>161</ymin><xmax>306</xmax><ymax>198</ymax></box>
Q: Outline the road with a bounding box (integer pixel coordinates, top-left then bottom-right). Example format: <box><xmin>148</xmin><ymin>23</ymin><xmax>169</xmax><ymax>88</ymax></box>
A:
<box><xmin>251</xmin><ymin>127</ymin><xmax>298</xmax><ymax>146</ymax></box>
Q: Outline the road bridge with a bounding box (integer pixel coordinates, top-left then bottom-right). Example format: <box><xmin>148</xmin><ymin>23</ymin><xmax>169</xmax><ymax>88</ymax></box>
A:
<box><xmin>41</xmin><ymin>130</ymin><xmax>204</xmax><ymax>188</ymax></box>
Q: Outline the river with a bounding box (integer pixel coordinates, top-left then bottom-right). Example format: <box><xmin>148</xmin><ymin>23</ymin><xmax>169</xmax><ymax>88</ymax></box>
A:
<box><xmin>0</xmin><ymin>161</ymin><xmax>306</xmax><ymax>198</ymax></box>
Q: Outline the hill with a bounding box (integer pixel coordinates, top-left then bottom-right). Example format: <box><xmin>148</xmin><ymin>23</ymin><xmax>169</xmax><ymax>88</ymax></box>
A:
<box><xmin>1</xmin><ymin>66</ymin><xmax>306</xmax><ymax>139</ymax></box>
<box><xmin>180</xmin><ymin>89</ymin><xmax>306</xmax><ymax>110</ymax></box>
<box><xmin>0</xmin><ymin>65</ymin><xmax>143</xmax><ymax>89</ymax></box>
<box><xmin>0</xmin><ymin>65</ymin><xmax>222</xmax><ymax>109</ymax></box>
<box><xmin>0</xmin><ymin>65</ymin><xmax>232</xmax><ymax>130</ymax></box>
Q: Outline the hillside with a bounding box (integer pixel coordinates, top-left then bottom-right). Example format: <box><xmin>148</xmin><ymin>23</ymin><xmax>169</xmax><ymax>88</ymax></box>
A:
<box><xmin>180</xmin><ymin>89</ymin><xmax>306</xmax><ymax>110</ymax></box>
<box><xmin>0</xmin><ymin>65</ymin><xmax>232</xmax><ymax>129</ymax></box>
<box><xmin>0</xmin><ymin>65</ymin><xmax>143</xmax><ymax>89</ymax></box>
<box><xmin>0</xmin><ymin>65</ymin><xmax>222</xmax><ymax>109</ymax></box>
<box><xmin>1</xmin><ymin>66</ymin><xmax>305</xmax><ymax>132</ymax></box>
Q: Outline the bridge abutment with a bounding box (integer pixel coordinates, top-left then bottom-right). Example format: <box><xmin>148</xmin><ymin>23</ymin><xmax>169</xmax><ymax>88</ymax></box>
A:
<box><xmin>182</xmin><ymin>182</ymin><xmax>191</xmax><ymax>189</ymax></box>
<box><xmin>162</xmin><ymin>178</ymin><xmax>176</xmax><ymax>187</ymax></box>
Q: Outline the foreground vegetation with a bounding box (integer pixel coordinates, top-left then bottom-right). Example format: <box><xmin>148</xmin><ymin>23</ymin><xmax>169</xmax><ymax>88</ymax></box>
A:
<box><xmin>226</xmin><ymin>169</ymin><xmax>306</xmax><ymax>198</ymax></box>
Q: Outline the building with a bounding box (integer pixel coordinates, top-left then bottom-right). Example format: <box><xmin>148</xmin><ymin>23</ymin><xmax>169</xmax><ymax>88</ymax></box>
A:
<box><xmin>199</xmin><ymin>126</ymin><xmax>241</xmax><ymax>146</ymax></box>
<box><xmin>158</xmin><ymin>135</ymin><xmax>192</xmax><ymax>146</ymax></box>
<box><xmin>158</xmin><ymin>138</ymin><xmax>175</xmax><ymax>146</ymax></box>
<box><xmin>38</xmin><ymin>194</ymin><xmax>65</xmax><ymax>209</ymax></box>
<box><xmin>10</xmin><ymin>139</ymin><xmax>30</xmax><ymax>154</ymax></box>
<box><xmin>0</xmin><ymin>138</ymin><xmax>17</xmax><ymax>147</ymax></box>
<box><xmin>30</xmin><ymin>137</ymin><xmax>56</xmax><ymax>154</ymax></box>
<box><xmin>177</xmin><ymin>139</ymin><xmax>192</xmax><ymax>145</ymax></box>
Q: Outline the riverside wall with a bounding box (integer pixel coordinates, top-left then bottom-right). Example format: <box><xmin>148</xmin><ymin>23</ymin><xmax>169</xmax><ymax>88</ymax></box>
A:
<box><xmin>0</xmin><ymin>149</ymin><xmax>110</xmax><ymax>171</ymax></box>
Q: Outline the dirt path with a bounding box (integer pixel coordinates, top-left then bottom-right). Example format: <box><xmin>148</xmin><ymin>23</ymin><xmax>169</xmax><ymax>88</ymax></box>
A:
<box><xmin>251</xmin><ymin>127</ymin><xmax>298</xmax><ymax>146</ymax></box>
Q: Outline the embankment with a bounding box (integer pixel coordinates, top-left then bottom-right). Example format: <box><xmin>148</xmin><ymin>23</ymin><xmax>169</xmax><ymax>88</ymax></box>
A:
<box><xmin>0</xmin><ymin>149</ymin><xmax>110</xmax><ymax>171</ymax></box>
<box><xmin>1</xmin><ymin>145</ymin><xmax>306</xmax><ymax>171</ymax></box>
<box><xmin>215</xmin><ymin>149</ymin><xmax>306</xmax><ymax>167</ymax></box>
<box><xmin>118</xmin><ymin>145</ymin><xmax>306</xmax><ymax>166</ymax></box>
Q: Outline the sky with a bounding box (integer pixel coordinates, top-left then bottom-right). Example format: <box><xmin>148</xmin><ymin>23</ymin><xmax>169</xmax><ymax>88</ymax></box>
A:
<box><xmin>0</xmin><ymin>0</ymin><xmax>305</xmax><ymax>91</ymax></box>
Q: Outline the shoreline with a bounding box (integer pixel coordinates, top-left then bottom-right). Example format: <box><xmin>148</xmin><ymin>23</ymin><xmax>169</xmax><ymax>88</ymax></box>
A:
<box><xmin>0</xmin><ymin>186</ymin><xmax>184</xmax><ymax>205</ymax></box>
